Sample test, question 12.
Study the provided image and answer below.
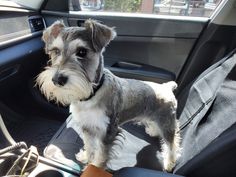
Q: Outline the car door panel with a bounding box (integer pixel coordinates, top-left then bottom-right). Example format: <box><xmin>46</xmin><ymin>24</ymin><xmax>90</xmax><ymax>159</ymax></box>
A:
<box><xmin>103</xmin><ymin>36</ymin><xmax>195</xmax><ymax>81</ymax></box>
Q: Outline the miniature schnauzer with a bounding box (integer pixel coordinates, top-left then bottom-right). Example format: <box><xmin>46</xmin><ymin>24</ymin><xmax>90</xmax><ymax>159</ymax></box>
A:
<box><xmin>36</xmin><ymin>19</ymin><xmax>181</xmax><ymax>172</ymax></box>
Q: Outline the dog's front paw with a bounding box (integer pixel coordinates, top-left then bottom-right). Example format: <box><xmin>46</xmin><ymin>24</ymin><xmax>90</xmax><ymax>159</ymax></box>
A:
<box><xmin>76</xmin><ymin>149</ymin><xmax>89</xmax><ymax>164</ymax></box>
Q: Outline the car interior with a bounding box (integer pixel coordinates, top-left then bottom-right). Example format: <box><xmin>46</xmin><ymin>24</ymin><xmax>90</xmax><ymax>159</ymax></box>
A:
<box><xmin>0</xmin><ymin>0</ymin><xmax>236</xmax><ymax>176</ymax></box>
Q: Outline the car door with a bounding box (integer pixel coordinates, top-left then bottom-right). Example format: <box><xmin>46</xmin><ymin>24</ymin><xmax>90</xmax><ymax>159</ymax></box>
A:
<box><xmin>40</xmin><ymin>0</ymin><xmax>232</xmax><ymax>90</ymax></box>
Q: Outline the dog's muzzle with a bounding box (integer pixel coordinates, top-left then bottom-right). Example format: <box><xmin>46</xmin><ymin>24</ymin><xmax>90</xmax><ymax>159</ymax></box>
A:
<box><xmin>52</xmin><ymin>73</ymin><xmax>68</xmax><ymax>87</ymax></box>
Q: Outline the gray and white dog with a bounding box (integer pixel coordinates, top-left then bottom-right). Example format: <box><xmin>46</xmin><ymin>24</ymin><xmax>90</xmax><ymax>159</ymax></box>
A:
<box><xmin>36</xmin><ymin>19</ymin><xmax>181</xmax><ymax>172</ymax></box>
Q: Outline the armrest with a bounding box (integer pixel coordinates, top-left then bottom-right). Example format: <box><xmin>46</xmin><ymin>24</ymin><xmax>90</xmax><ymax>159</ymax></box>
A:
<box><xmin>113</xmin><ymin>167</ymin><xmax>184</xmax><ymax>177</ymax></box>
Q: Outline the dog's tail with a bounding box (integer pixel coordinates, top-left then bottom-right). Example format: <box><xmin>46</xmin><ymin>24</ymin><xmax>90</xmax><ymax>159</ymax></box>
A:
<box><xmin>164</xmin><ymin>81</ymin><xmax>177</xmax><ymax>91</ymax></box>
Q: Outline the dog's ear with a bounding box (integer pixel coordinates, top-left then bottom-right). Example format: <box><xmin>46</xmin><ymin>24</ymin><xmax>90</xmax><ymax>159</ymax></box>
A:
<box><xmin>84</xmin><ymin>19</ymin><xmax>116</xmax><ymax>52</ymax></box>
<box><xmin>42</xmin><ymin>20</ymin><xmax>65</xmax><ymax>42</ymax></box>
<box><xmin>42</xmin><ymin>20</ymin><xmax>65</xmax><ymax>53</ymax></box>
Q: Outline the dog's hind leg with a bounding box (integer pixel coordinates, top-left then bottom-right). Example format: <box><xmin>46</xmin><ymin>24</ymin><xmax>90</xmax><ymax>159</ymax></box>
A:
<box><xmin>143</xmin><ymin>119</ymin><xmax>161</xmax><ymax>137</ymax></box>
<box><xmin>156</xmin><ymin>114</ymin><xmax>181</xmax><ymax>172</ymax></box>
<box><xmin>143</xmin><ymin>116</ymin><xmax>180</xmax><ymax>172</ymax></box>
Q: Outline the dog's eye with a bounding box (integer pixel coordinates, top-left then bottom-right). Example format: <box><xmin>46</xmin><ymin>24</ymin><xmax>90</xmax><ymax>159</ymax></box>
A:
<box><xmin>49</xmin><ymin>48</ymin><xmax>60</xmax><ymax>56</ymax></box>
<box><xmin>54</xmin><ymin>48</ymin><xmax>60</xmax><ymax>55</ymax></box>
<box><xmin>76</xmin><ymin>47</ymin><xmax>87</xmax><ymax>58</ymax></box>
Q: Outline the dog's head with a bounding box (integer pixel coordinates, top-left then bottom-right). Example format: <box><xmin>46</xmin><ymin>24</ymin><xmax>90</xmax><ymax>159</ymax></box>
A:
<box><xmin>36</xmin><ymin>19</ymin><xmax>116</xmax><ymax>105</ymax></box>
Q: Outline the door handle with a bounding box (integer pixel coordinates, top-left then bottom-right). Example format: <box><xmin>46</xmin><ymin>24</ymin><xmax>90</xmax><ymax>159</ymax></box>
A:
<box><xmin>112</xmin><ymin>62</ymin><xmax>142</xmax><ymax>70</ymax></box>
<box><xmin>77</xmin><ymin>20</ymin><xmax>85</xmax><ymax>27</ymax></box>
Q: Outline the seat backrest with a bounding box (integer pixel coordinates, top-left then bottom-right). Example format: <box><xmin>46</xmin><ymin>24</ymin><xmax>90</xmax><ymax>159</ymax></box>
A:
<box><xmin>175</xmin><ymin>49</ymin><xmax>236</xmax><ymax>177</ymax></box>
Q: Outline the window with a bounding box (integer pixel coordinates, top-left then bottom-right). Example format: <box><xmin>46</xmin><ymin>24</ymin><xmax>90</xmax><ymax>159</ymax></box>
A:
<box><xmin>69</xmin><ymin>0</ymin><xmax>224</xmax><ymax>17</ymax></box>
<box><xmin>1</xmin><ymin>0</ymin><xmax>44</xmax><ymax>9</ymax></box>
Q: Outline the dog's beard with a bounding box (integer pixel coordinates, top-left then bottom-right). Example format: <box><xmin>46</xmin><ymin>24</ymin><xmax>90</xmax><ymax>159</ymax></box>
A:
<box><xmin>36</xmin><ymin>67</ymin><xmax>93</xmax><ymax>105</ymax></box>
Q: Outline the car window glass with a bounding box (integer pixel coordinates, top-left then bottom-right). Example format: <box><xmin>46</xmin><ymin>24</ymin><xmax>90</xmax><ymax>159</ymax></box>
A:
<box><xmin>69</xmin><ymin>0</ymin><xmax>224</xmax><ymax>17</ymax></box>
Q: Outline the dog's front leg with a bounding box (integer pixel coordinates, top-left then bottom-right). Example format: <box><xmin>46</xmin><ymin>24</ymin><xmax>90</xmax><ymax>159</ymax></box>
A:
<box><xmin>76</xmin><ymin>130</ymin><xmax>95</xmax><ymax>164</ymax></box>
<box><xmin>91</xmin><ymin>124</ymin><xmax>119</xmax><ymax>168</ymax></box>
<box><xmin>77</xmin><ymin>126</ymin><xmax>110</xmax><ymax>168</ymax></box>
<box><xmin>91</xmin><ymin>138</ymin><xmax>108</xmax><ymax>168</ymax></box>
<box><xmin>85</xmin><ymin>129</ymin><xmax>110</xmax><ymax>168</ymax></box>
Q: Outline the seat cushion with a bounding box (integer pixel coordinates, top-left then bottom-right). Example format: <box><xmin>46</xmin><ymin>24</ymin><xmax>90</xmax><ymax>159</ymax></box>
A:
<box><xmin>44</xmin><ymin>116</ymin><xmax>163</xmax><ymax>172</ymax></box>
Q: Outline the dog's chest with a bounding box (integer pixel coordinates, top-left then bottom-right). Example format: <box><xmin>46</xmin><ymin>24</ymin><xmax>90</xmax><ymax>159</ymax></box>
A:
<box><xmin>70</xmin><ymin>102</ymin><xmax>110</xmax><ymax>132</ymax></box>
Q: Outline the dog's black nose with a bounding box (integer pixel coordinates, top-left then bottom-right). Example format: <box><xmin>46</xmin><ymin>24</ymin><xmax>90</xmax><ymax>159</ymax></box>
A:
<box><xmin>52</xmin><ymin>74</ymin><xmax>68</xmax><ymax>86</ymax></box>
